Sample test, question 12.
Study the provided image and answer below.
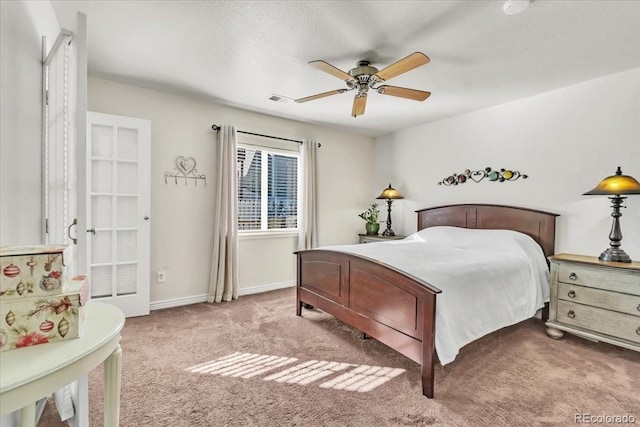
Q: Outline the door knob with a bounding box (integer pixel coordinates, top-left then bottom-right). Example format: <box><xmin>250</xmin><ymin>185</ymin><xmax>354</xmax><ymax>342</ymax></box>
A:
<box><xmin>87</xmin><ymin>228</ymin><xmax>96</xmax><ymax>235</ymax></box>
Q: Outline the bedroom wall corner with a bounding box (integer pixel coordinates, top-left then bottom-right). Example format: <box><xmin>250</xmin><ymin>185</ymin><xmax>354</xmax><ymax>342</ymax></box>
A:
<box><xmin>374</xmin><ymin>67</ymin><xmax>640</xmax><ymax>259</ymax></box>
<box><xmin>87</xmin><ymin>77</ymin><xmax>375</xmax><ymax>306</ymax></box>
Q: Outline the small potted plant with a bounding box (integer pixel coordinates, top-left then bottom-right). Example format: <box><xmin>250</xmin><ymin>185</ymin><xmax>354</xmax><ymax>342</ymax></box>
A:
<box><xmin>358</xmin><ymin>204</ymin><xmax>380</xmax><ymax>235</ymax></box>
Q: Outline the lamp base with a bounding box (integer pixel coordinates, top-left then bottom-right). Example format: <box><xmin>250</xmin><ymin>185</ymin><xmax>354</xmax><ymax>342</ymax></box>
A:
<box><xmin>382</xmin><ymin>228</ymin><xmax>395</xmax><ymax>237</ymax></box>
<box><xmin>598</xmin><ymin>247</ymin><xmax>632</xmax><ymax>263</ymax></box>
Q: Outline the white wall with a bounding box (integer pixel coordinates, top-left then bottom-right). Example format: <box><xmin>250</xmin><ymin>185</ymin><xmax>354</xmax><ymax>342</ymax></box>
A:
<box><xmin>374</xmin><ymin>67</ymin><xmax>640</xmax><ymax>260</ymax></box>
<box><xmin>0</xmin><ymin>1</ymin><xmax>60</xmax><ymax>245</ymax></box>
<box><xmin>88</xmin><ymin>77</ymin><xmax>374</xmax><ymax>306</ymax></box>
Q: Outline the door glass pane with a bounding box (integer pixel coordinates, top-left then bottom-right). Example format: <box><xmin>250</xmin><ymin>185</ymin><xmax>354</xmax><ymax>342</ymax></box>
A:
<box><xmin>92</xmin><ymin>231</ymin><xmax>112</xmax><ymax>263</ymax></box>
<box><xmin>117</xmin><ymin>162</ymin><xmax>137</xmax><ymax>194</ymax></box>
<box><xmin>92</xmin><ymin>160</ymin><xmax>112</xmax><ymax>193</ymax></box>
<box><xmin>92</xmin><ymin>196</ymin><xmax>112</xmax><ymax>228</ymax></box>
<box><xmin>91</xmin><ymin>125</ymin><xmax>113</xmax><ymax>158</ymax></box>
<box><xmin>116</xmin><ymin>264</ymin><xmax>137</xmax><ymax>296</ymax></box>
<box><xmin>117</xmin><ymin>128</ymin><xmax>138</xmax><ymax>161</ymax></box>
<box><xmin>91</xmin><ymin>265</ymin><xmax>112</xmax><ymax>298</ymax></box>
<box><xmin>117</xmin><ymin>197</ymin><xmax>138</xmax><ymax>228</ymax></box>
<box><xmin>117</xmin><ymin>231</ymin><xmax>137</xmax><ymax>262</ymax></box>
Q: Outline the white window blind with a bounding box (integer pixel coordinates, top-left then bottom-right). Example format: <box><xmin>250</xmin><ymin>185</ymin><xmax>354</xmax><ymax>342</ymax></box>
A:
<box><xmin>238</xmin><ymin>148</ymin><xmax>261</xmax><ymax>230</ymax></box>
<box><xmin>237</xmin><ymin>146</ymin><xmax>299</xmax><ymax>232</ymax></box>
<box><xmin>268</xmin><ymin>153</ymin><xmax>297</xmax><ymax>229</ymax></box>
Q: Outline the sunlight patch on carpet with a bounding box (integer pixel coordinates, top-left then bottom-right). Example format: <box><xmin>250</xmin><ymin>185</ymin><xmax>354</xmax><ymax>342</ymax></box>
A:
<box><xmin>185</xmin><ymin>352</ymin><xmax>406</xmax><ymax>393</ymax></box>
<box><xmin>186</xmin><ymin>352</ymin><xmax>299</xmax><ymax>378</ymax></box>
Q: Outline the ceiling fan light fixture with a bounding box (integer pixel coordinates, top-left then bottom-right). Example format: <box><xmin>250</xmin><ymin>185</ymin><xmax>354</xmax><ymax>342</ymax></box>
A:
<box><xmin>294</xmin><ymin>52</ymin><xmax>431</xmax><ymax>117</ymax></box>
<box><xmin>503</xmin><ymin>0</ymin><xmax>530</xmax><ymax>15</ymax></box>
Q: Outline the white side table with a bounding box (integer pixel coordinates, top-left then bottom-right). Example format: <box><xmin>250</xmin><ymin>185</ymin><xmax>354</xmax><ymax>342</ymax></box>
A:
<box><xmin>0</xmin><ymin>302</ymin><xmax>125</xmax><ymax>427</ymax></box>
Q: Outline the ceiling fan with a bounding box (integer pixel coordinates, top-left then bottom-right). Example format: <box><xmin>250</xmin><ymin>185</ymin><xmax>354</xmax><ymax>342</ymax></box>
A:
<box><xmin>294</xmin><ymin>52</ymin><xmax>431</xmax><ymax>118</ymax></box>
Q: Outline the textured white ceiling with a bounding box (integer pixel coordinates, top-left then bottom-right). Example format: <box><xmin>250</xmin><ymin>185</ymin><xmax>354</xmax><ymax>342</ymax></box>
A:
<box><xmin>51</xmin><ymin>0</ymin><xmax>640</xmax><ymax>137</ymax></box>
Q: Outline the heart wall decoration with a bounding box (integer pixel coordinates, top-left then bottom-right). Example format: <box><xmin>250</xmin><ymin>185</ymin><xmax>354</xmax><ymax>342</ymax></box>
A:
<box><xmin>438</xmin><ymin>167</ymin><xmax>528</xmax><ymax>186</ymax></box>
<box><xmin>165</xmin><ymin>155</ymin><xmax>207</xmax><ymax>186</ymax></box>
<box><xmin>176</xmin><ymin>156</ymin><xmax>196</xmax><ymax>176</ymax></box>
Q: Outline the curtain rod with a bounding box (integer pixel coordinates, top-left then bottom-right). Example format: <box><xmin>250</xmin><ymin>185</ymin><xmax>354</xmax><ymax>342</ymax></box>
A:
<box><xmin>211</xmin><ymin>124</ymin><xmax>320</xmax><ymax>147</ymax></box>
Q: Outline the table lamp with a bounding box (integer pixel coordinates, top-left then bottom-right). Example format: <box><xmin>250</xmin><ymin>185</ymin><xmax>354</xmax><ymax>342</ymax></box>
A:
<box><xmin>376</xmin><ymin>183</ymin><xmax>403</xmax><ymax>237</ymax></box>
<box><xmin>583</xmin><ymin>167</ymin><xmax>640</xmax><ymax>263</ymax></box>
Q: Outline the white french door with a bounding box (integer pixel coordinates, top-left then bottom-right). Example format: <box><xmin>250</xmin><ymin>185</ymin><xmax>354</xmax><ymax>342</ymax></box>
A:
<box><xmin>86</xmin><ymin>112</ymin><xmax>150</xmax><ymax>317</ymax></box>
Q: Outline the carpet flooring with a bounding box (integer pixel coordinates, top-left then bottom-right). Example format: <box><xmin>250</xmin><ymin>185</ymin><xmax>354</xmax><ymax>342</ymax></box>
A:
<box><xmin>39</xmin><ymin>287</ymin><xmax>639</xmax><ymax>426</ymax></box>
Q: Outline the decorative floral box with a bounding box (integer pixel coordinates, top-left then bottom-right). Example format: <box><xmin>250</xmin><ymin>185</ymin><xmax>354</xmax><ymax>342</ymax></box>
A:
<box><xmin>0</xmin><ymin>245</ymin><xmax>71</xmax><ymax>301</ymax></box>
<box><xmin>0</xmin><ymin>275</ymin><xmax>89</xmax><ymax>352</ymax></box>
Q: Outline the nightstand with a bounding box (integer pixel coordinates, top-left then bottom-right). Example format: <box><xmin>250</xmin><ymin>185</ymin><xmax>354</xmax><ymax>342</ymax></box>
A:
<box><xmin>358</xmin><ymin>234</ymin><xmax>406</xmax><ymax>244</ymax></box>
<box><xmin>546</xmin><ymin>254</ymin><xmax>640</xmax><ymax>352</ymax></box>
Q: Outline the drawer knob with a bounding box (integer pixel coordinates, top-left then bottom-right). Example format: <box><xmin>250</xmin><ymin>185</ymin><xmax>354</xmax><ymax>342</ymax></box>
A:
<box><xmin>637</xmin><ymin>327</ymin><xmax>640</xmax><ymax>336</ymax></box>
<box><xmin>567</xmin><ymin>310</ymin><xmax>576</xmax><ymax>319</ymax></box>
<box><xmin>569</xmin><ymin>272</ymin><xmax>577</xmax><ymax>281</ymax></box>
<box><xmin>568</xmin><ymin>290</ymin><xmax>576</xmax><ymax>298</ymax></box>
<box><xmin>637</xmin><ymin>304</ymin><xmax>640</xmax><ymax>313</ymax></box>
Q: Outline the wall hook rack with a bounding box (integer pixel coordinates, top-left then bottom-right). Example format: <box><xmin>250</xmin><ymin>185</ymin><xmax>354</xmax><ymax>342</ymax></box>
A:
<box><xmin>165</xmin><ymin>156</ymin><xmax>206</xmax><ymax>186</ymax></box>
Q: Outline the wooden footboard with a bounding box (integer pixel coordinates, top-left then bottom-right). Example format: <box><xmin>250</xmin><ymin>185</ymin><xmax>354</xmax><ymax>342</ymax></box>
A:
<box><xmin>296</xmin><ymin>204</ymin><xmax>558</xmax><ymax>398</ymax></box>
<box><xmin>295</xmin><ymin>249</ymin><xmax>441</xmax><ymax>398</ymax></box>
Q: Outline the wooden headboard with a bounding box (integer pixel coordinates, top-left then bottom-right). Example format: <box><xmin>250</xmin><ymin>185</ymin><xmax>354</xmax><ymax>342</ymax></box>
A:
<box><xmin>416</xmin><ymin>204</ymin><xmax>559</xmax><ymax>258</ymax></box>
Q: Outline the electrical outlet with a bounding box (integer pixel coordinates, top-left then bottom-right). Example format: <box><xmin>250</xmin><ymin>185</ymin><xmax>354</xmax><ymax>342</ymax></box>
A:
<box><xmin>157</xmin><ymin>271</ymin><xmax>166</xmax><ymax>283</ymax></box>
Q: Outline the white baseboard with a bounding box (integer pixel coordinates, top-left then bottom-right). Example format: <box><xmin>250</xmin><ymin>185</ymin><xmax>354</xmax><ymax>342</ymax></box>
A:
<box><xmin>150</xmin><ymin>281</ymin><xmax>296</xmax><ymax>311</ymax></box>
<box><xmin>238</xmin><ymin>280</ymin><xmax>295</xmax><ymax>296</ymax></box>
<box><xmin>150</xmin><ymin>294</ymin><xmax>208</xmax><ymax>311</ymax></box>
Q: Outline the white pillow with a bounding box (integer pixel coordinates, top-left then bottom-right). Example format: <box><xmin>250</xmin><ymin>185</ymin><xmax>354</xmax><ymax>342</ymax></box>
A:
<box><xmin>409</xmin><ymin>226</ymin><xmax>550</xmax><ymax>302</ymax></box>
<box><xmin>409</xmin><ymin>226</ymin><xmax>540</xmax><ymax>255</ymax></box>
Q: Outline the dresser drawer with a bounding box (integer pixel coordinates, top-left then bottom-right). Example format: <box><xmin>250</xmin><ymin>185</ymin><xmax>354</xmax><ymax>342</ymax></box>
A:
<box><xmin>557</xmin><ymin>263</ymin><xmax>640</xmax><ymax>296</ymax></box>
<box><xmin>557</xmin><ymin>300</ymin><xmax>640</xmax><ymax>344</ymax></box>
<box><xmin>558</xmin><ymin>283</ymin><xmax>640</xmax><ymax>317</ymax></box>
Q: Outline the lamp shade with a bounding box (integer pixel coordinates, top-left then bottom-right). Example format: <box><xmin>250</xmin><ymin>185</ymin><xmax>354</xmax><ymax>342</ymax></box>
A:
<box><xmin>376</xmin><ymin>184</ymin><xmax>404</xmax><ymax>200</ymax></box>
<box><xmin>583</xmin><ymin>167</ymin><xmax>640</xmax><ymax>196</ymax></box>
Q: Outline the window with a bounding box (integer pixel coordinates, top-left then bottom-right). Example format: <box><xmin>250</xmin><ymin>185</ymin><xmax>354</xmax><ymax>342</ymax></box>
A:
<box><xmin>237</xmin><ymin>146</ymin><xmax>299</xmax><ymax>231</ymax></box>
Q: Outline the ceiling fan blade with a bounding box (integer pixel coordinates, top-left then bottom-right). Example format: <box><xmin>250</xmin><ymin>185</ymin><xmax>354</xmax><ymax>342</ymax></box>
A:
<box><xmin>295</xmin><ymin>89</ymin><xmax>347</xmax><ymax>103</ymax></box>
<box><xmin>377</xmin><ymin>85</ymin><xmax>431</xmax><ymax>101</ymax></box>
<box><xmin>309</xmin><ymin>60</ymin><xmax>355</xmax><ymax>82</ymax></box>
<box><xmin>372</xmin><ymin>52</ymin><xmax>430</xmax><ymax>82</ymax></box>
<box><xmin>351</xmin><ymin>93</ymin><xmax>367</xmax><ymax>117</ymax></box>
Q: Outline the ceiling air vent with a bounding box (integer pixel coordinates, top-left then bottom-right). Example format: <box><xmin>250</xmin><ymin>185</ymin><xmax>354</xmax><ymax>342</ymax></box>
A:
<box><xmin>268</xmin><ymin>94</ymin><xmax>294</xmax><ymax>104</ymax></box>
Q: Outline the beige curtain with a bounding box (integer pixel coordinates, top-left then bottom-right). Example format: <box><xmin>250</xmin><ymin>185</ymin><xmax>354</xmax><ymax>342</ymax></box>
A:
<box><xmin>298</xmin><ymin>139</ymin><xmax>318</xmax><ymax>250</ymax></box>
<box><xmin>208</xmin><ymin>125</ymin><xmax>239</xmax><ymax>303</ymax></box>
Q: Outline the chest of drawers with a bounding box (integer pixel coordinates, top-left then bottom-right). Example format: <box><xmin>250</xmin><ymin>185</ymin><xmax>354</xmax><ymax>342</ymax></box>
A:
<box><xmin>546</xmin><ymin>254</ymin><xmax>640</xmax><ymax>351</ymax></box>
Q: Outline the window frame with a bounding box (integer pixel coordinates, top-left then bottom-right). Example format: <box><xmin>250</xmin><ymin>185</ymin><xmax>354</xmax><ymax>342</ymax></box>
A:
<box><xmin>237</xmin><ymin>143</ymin><xmax>302</xmax><ymax>236</ymax></box>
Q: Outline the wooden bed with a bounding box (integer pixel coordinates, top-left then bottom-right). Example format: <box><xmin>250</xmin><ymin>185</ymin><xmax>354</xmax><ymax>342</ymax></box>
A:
<box><xmin>295</xmin><ymin>204</ymin><xmax>558</xmax><ymax>398</ymax></box>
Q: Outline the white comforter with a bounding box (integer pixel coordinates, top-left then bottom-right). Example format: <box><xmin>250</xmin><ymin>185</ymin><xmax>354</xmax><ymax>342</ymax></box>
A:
<box><xmin>321</xmin><ymin>226</ymin><xmax>550</xmax><ymax>365</ymax></box>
